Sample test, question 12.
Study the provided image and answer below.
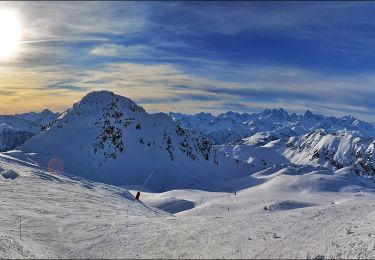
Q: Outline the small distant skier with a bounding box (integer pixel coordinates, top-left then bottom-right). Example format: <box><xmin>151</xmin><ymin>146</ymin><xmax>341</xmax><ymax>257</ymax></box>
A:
<box><xmin>135</xmin><ymin>170</ymin><xmax>155</xmax><ymax>202</ymax></box>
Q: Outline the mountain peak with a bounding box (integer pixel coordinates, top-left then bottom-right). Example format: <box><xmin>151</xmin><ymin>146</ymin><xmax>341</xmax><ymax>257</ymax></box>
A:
<box><xmin>40</xmin><ymin>109</ymin><xmax>55</xmax><ymax>115</ymax></box>
<box><xmin>80</xmin><ymin>90</ymin><xmax>136</xmax><ymax>104</ymax></box>
<box><xmin>196</xmin><ymin>112</ymin><xmax>213</xmax><ymax>117</ymax></box>
<box><xmin>80</xmin><ymin>90</ymin><xmax>124</xmax><ymax>105</ymax></box>
<box><xmin>73</xmin><ymin>90</ymin><xmax>145</xmax><ymax>115</ymax></box>
<box><xmin>20</xmin><ymin>90</ymin><xmax>246</xmax><ymax>191</ymax></box>
<box><xmin>260</xmin><ymin>108</ymin><xmax>289</xmax><ymax>120</ymax></box>
<box><xmin>273</xmin><ymin>108</ymin><xmax>289</xmax><ymax>116</ymax></box>
<box><xmin>82</xmin><ymin>90</ymin><xmax>114</xmax><ymax>99</ymax></box>
<box><xmin>304</xmin><ymin>109</ymin><xmax>314</xmax><ymax>117</ymax></box>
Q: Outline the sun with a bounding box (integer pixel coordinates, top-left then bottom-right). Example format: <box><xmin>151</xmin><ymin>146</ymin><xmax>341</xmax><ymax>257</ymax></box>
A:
<box><xmin>0</xmin><ymin>10</ymin><xmax>21</xmax><ymax>60</ymax></box>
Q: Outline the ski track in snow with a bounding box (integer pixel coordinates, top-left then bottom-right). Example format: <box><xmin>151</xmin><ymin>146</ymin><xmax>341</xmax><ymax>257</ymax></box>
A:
<box><xmin>2</xmin><ymin>153</ymin><xmax>375</xmax><ymax>259</ymax></box>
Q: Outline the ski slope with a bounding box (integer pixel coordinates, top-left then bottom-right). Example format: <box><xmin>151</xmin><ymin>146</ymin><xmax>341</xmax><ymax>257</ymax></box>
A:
<box><xmin>3</xmin><ymin>152</ymin><xmax>375</xmax><ymax>259</ymax></box>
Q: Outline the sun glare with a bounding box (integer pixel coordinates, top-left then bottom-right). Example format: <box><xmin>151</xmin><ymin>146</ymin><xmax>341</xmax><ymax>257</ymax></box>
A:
<box><xmin>0</xmin><ymin>9</ymin><xmax>21</xmax><ymax>60</ymax></box>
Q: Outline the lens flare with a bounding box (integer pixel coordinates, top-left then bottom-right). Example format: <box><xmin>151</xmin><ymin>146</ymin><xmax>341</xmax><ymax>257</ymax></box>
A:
<box><xmin>48</xmin><ymin>158</ymin><xmax>64</xmax><ymax>173</ymax></box>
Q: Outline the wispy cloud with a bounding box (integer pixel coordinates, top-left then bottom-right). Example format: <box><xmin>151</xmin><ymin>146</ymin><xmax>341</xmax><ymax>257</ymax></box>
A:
<box><xmin>3</xmin><ymin>1</ymin><xmax>375</xmax><ymax>122</ymax></box>
<box><xmin>47</xmin><ymin>80</ymin><xmax>86</xmax><ymax>92</ymax></box>
<box><xmin>4</xmin><ymin>1</ymin><xmax>147</xmax><ymax>40</ymax></box>
<box><xmin>90</xmin><ymin>44</ymin><xmax>157</xmax><ymax>58</ymax></box>
<box><xmin>40</xmin><ymin>61</ymin><xmax>375</xmax><ymax>121</ymax></box>
<box><xmin>3</xmin><ymin>56</ymin><xmax>375</xmax><ymax>121</ymax></box>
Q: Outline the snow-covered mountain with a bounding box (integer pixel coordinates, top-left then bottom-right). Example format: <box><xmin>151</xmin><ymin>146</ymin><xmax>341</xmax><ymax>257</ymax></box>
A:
<box><xmin>0</xmin><ymin>109</ymin><xmax>58</xmax><ymax>151</ymax></box>
<box><xmin>169</xmin><ymin>111</ymin><xmax>255</xmax><ymax>144</ymax></box>
<box><xmin>264</xmin><ymin>129</ymin><xmax>375</xmax><ymax>177</ymax></box>
<box><xmin>217</xmin><ymin>144</ymin><xmax>290</xmax><ymax>172</ymax></box>
<box><xmin>169</xmin><ymin>109</ymin><xmax>375</xmax><ymax>145</ymax></box>
<box><xmin>6</xmin><ymin>96</ymin><xmax>375</xmax><ymax>187</ymax></box>
<box><xmin>170</xmin><ymin>108</ymin><xmax>375</xmax><ymax>179</ymax></box>
<box><xmin>0</xmin><ymin>109</ymin><xmax>57</xmax><ymax>134</ymax></box>
<box><xmin>19</xmin><ymin>91</ymin><xmax>248</xmax><ymax>192</ymax></box>
<box><xmin>0</xmin><ymin>124</ymin><xmax>33</xmax><ymax>152</ymax></box>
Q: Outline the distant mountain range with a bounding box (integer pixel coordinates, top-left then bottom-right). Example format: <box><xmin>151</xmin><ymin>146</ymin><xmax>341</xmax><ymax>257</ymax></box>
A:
<box><xmin>169</xmin><ymin>109</ymin><xmax>375</xmax><ymax>145</ymax></box>
<box><xmin>170</xmin><ymin>109</ymin><xmax>375</xmax><ymax>177</ymax></box>
<box><xmin>0</xmin><ymin>109</ymin><xmax>58</xmax><ymax>151</ymax></box>
<box><xmin>3</xmin><ymin>90</ymin><xmax>375</xmax><ymax>190</ymax></box>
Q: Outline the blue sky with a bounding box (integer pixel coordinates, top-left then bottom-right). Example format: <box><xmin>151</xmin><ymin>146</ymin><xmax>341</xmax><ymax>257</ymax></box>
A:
<box><xmin>2</xmin><ymin>1</ymin><xmax>375</xmax><ymax>120</ymax></box>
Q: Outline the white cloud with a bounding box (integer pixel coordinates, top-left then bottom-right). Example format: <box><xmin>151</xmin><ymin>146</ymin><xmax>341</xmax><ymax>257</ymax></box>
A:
<box><xmin>1</xmin><ymin>1</ymin><xmax>147</xmax><ymax>42</ymax></box>
<box><xmin>2</xmin><ymin>1</ymin><xmax>375</xmax><ymax>121</ymax></box>
<box><xmin>90</xmin><ymin>44</ymin><xmax>156</xmax><ymax>57</ymax></box>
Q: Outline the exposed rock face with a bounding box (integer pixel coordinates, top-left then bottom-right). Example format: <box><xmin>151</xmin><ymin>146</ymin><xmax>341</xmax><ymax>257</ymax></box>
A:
<box><xmin>20</xmin><ymin>91</ymin><xmax>245</xmax><ymax>191</ymax></box>
<box><xmin>267</xmin><ymin>130</ymin><xmax>375</xmax><ymax>176</ymax></box>
<box><xmin>0</xmin><ymin>125</ymin><xmax>33</xmax><ymax>152</ymax></box>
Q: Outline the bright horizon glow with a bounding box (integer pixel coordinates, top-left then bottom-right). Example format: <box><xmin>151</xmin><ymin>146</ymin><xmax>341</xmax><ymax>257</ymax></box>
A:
<box><xmin>0</xmin><ymin>9</ymin><xmax>21</xmax><ymax>60</ymax></box>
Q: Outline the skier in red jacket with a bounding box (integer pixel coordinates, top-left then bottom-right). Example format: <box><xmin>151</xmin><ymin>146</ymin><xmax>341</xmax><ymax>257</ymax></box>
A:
<box><xmin>135</xmin><ymin>191</ymin><xmax>141</xmax><ymax>201</ymax></box>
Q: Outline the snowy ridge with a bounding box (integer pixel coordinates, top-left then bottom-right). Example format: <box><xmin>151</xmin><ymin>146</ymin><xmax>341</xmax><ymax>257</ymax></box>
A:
<box><xmin>217</xmin><ymin>144</ymin><xmax>290</xmax><ymax>172</ymax></box>
<box><xmin>0</xmin><ymin>125</ymin><xmax>33</xmax><ymax>152</ymax></box>
<box><xmin>19</xmin><ymin>91</ymin><xmax>249</xmax><ymax>192</ymax></box>
<box><xmin>171</xmin><ymin>108</ymin><xmax>375</xmax><ymax>181</ymax></box>
<box><xmin>264</xmin><ymin>129</ymin><xmax>375</xmax><ymax>177</ymax></box>
<box><xmin>169</xmin><ymin>109</ymin><xmax>375</xmax><ymax>145</ymax></box>
<box><xmin>0</xmin><ymin>109</ymin><xmax>57</xmax><ymax>134</ymax></box>
<box><xmin>0</xmin><ymin>109</ymin><xmax>58</xmax><ymax>152</ymax></box>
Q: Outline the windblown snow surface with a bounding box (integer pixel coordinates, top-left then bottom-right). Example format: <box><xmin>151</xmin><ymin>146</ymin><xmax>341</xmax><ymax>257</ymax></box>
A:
<box><xmin>3</xmin><ymin>151</ymin><xmax>375</xmax><ymax>259</ymax></box>
<box><xmin>4</xmin><ymin>91</ymin><xmax>375</xmax><ymax>258</ymax></box>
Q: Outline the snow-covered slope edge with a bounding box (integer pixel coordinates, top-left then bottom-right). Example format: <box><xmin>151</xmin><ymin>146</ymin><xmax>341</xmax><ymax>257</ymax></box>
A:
<box><xmin>0</xmin><ymin>152</ymin><xmax>165</xmax><ymax>259</ymax></box>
